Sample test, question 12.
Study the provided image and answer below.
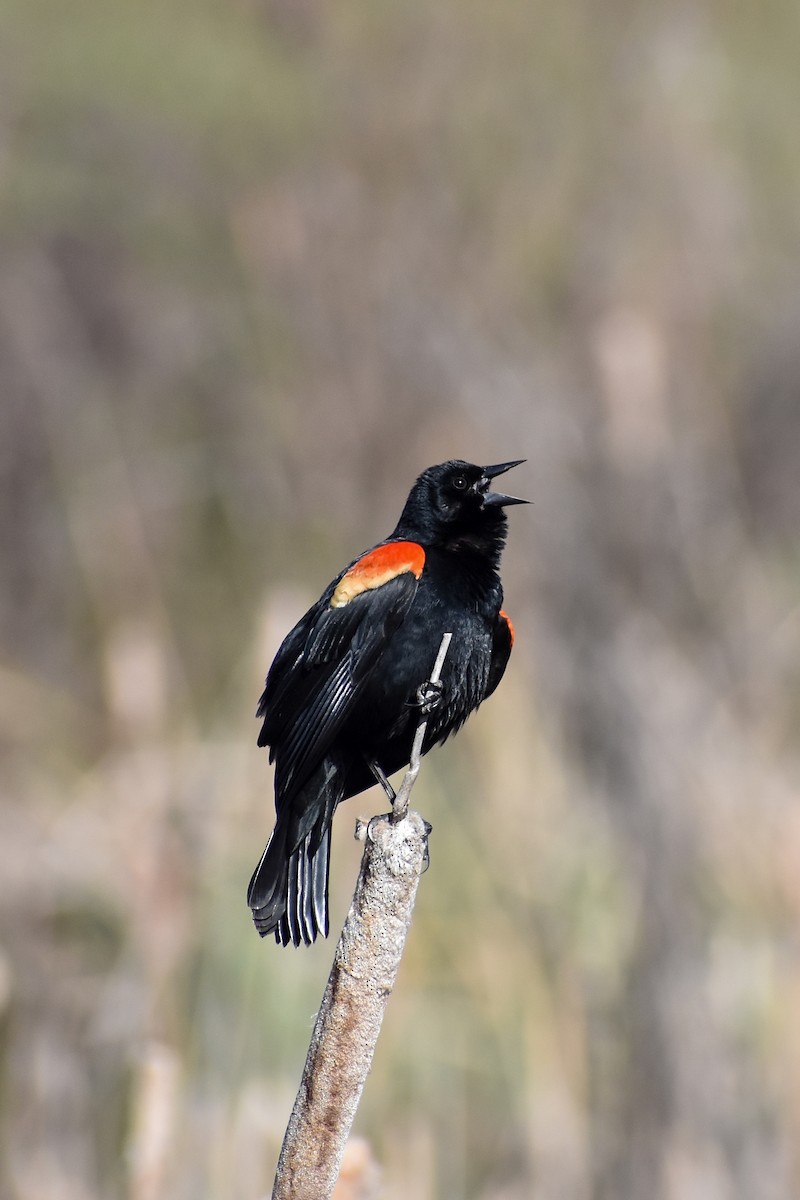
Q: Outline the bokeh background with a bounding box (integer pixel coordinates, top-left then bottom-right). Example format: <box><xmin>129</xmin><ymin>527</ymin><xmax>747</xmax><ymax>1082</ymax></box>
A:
<box><xmin>2</xmin><ymin>1</ymin><xmax>800</xmax><ymax>1197</ymax></box>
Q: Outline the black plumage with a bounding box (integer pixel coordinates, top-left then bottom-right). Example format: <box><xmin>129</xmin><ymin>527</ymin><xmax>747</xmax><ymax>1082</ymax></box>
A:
<box><xmin>248</xmin><ymin>459</ymin><xmax>526</xmax><ymax>945</ymax></box>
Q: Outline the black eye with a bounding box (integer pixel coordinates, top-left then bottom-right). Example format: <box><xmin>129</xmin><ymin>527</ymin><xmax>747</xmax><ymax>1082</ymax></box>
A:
<box><xmin>451</xmin><ymin>474</ymin><xmax>468</xmax><ymax>491</ymax></box>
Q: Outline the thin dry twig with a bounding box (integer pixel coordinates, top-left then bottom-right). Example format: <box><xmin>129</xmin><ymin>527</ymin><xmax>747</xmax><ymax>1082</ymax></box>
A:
<box><xmin>271</xmin><ymin>633</ymin><xmax>452</xmax><ymax>1200</ymax></box>
<box><xmin>127</xmin><ymin>1041</ymin><xmax>180</xmax><ymax>1200</ymax></box>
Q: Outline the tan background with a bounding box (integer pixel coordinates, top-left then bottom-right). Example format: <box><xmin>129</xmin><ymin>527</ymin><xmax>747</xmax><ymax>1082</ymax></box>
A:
<box><xmin>1</xmin><ymin>1</ymin><xmax>799</xmax><ymax>1197</ymax></box>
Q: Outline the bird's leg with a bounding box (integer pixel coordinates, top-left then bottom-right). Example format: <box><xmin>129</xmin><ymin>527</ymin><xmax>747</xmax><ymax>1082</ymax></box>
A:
<box><xmin>416</xmin><ymin>678</ymin><xmax>443</xmax><ymax>715</ymax></box>
<box><xmin>392</xmin><ymin>632</ymin><xmax>452</xmax><ymax>824</ymax></box>
<box><xmin>367</xmin><ymin>757</ymin><xmax>396</xmax><ymax>804</ymax></box>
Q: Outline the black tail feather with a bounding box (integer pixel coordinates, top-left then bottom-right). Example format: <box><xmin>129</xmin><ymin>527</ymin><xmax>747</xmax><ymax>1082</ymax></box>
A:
<box><xmin>247</xmin><ymin>820</ymin><xmax>291</xmax><ymax>937</ymax></box>
<box><xmin>275</xmin><ymin>825</ymin><xmax>331</xmax><ymax>946</ymax></box>
<box><xmin>248</xmin><ymin>760</ymin><xmax>341</xmax><ymax>945</ymax></box>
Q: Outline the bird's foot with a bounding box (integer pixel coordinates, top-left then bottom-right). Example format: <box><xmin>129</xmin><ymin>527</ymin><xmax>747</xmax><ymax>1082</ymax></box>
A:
<box><xmin>416</xmin><ymin>678</ymin><xmax>443</xmax><ymax>715</ymax></box>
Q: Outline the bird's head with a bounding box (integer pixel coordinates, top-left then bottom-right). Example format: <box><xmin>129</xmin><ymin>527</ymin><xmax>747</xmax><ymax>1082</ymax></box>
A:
<box><xmin>394</xmin><ymin>459</ymin><xmax>527</xmax><ymax>557</ymax></box>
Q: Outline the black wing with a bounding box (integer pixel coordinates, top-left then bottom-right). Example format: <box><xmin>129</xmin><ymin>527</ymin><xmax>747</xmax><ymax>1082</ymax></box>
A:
<box><xmin>256</xmin><ymin>568</ymin><xmax>421</xmax><ymax>809</ymax></box>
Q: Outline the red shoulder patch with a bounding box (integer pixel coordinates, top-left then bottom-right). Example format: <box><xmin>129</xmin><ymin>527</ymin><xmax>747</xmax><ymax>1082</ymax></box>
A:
<box><xmin>499</xmin><ymin>608</ymin><xmax>515</xmax><ymax>648</ymax></box>
<box><xmin>330</xmin><ymin>541</ymin><xmax>425</xmax><ymax>608</ymax></box>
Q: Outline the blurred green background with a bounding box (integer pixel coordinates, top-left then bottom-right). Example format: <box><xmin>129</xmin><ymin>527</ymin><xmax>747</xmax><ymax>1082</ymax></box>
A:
<box><xmin>2</xmin><ymin>1</ymin><xmax>800</xmax><ymax>1197</ymax></box>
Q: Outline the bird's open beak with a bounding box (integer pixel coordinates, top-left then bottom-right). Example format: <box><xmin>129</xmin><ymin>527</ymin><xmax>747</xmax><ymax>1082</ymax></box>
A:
<box><xmin>478</xmin><ymin>459</ymin><xmax>529</xmax><ymax>507</ymax></box>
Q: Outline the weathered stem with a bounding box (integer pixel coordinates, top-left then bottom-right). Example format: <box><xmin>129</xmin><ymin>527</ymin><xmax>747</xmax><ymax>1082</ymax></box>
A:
<box><xmin>271</xmin><ymin>811</ymin><xmax>430</xmax><ymax>1200</ymax></box>
<box><xmin>271</xmin><ymin>634</ymin><xmax>451</xmax><ymax>1200</ymax></box>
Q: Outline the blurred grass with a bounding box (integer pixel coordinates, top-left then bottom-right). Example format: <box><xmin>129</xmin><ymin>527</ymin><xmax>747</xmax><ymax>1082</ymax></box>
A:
<box><xmin>1</xmin><ymin>0</ymin><xmax>800</xmax><ymax>1197</ymax></box>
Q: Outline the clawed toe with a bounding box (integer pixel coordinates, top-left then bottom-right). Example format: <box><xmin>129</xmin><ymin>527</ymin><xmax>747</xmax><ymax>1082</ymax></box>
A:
<box><xmin>416</xmin><ymin>679</ymin><xmax>443</xmax><ymax>715</ymax></box>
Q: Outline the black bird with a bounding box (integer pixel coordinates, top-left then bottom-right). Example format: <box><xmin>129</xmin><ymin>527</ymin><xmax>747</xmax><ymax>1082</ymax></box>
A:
<box><xmin>248</xmin><ymin>459</ymin><xmax>526</xmax><ymax>945</ymax></box>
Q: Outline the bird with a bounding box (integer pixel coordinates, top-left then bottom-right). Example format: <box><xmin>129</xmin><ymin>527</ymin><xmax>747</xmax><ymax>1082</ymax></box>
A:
<box><xmin>248</xmin><ymin>458</ymin><xmax>527</xmax><ymax>946</ymax></box>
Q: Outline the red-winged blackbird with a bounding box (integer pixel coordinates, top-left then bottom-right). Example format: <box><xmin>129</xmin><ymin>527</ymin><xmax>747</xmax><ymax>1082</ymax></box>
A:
<box><xmin>248</xmin><ymin>459</ymin><xmax>526</xmax><ymax>945</ymax></box>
